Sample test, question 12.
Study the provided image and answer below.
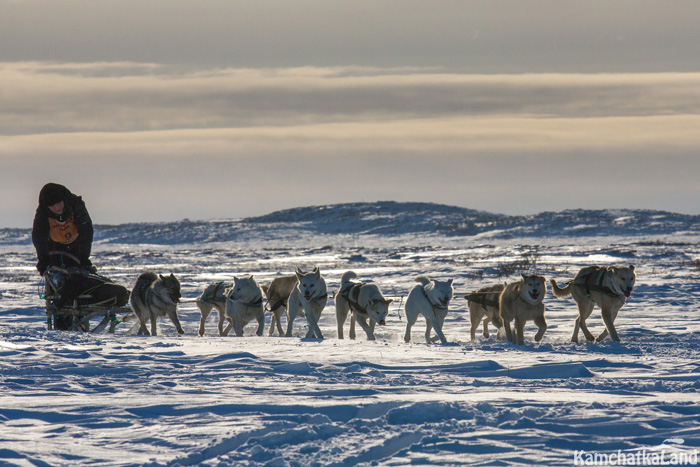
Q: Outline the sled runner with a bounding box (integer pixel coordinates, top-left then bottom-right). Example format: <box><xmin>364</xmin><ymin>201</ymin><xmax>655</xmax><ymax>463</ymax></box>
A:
<box><xmin>41</xmin><ymin>266</ymin><xmax>133</xmax><ymax>333</ymax></box>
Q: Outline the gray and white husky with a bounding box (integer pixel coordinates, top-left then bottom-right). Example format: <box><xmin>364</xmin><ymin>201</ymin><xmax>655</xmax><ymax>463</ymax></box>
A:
<box><xmin>336</xmin><ymin>271</ymin><xmax>392</xmax><ymax>340</ymax></box>
<box><xmin>404</xmin><ymin>275</ymin><xmax>454</xmax><ymax>344</ymax></box>
<box><xmin>261</xmin><ymin>275</ymin><xmax>298</xmax><ymax>336</ymax></box>
<box><xmin>195</xmin><ymin>281</ymin><xmax>232</xmax><ymax>336</ymax></box>
<box><xmin>285</xmin><ymin>267</ymin><xmax>328</xmax><ymax>339</ymax></box>
<box><xmin>224</xmin><ymin>275</ymin><xmax>265</xmax><ymax>337</ymax></box>
<box><xmin>130</xmin><ymin>271</ymin><xmax>185</xmax><ymax>336</ymax></box>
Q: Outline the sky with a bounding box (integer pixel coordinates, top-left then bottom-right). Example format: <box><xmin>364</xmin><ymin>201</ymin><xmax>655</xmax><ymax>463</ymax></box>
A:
<box><xmin>2</xmin><ymin>0</ymin><xmax>700</xmax><ymax>228</ymax></box>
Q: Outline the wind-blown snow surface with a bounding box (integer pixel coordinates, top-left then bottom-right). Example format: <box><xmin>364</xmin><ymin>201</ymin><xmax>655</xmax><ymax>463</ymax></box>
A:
<box><xmin>2</xmin><ymin>203</ymin><xmax>700</xmax><ymax>466</ymax></box>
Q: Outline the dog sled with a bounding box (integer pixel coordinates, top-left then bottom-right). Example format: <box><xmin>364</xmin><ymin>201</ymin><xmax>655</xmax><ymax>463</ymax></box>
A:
<box><xmin>41</xmin><ymin>266</ymin><xmax>134</xmax><ymax>333</ymax></box>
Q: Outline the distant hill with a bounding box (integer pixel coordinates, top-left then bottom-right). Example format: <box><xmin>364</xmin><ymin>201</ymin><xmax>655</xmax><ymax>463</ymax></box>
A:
<box><xmin>2</xmin><ymin>202</ymin><xmax>699</xmax><ymax>245</ymax></box>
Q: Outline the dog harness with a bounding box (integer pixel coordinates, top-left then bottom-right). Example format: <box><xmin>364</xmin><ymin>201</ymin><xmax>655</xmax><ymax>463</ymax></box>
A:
<box><xmin>267</xmin><ymin>297</ymin><xmax>288</xmax><ymax>312</ymax></box>
<box><xmin>421</xmin><ymin>286</ymin><xmax>448</xmax><ymax>310</ymax></box>
<box><xmin>200</xmin><ymin>281</ymin><xmax>232</xmax><ymax>303</ymax></box>
<box><xmin>465</xmin><ymin>291</ymin><xmax>499</xmax><ymax>310</ymax></box>
<box><xmin>572</xmin><ymin>269</ymin><xmax>620</xmax><ymax>298</ymax></box>
<box><xmin>228</xmin><ymin>293</ymin><xmax>264</xmax><ymax>308</ymax></box>
<box><xmin>307</xmin><ymin>293</ymin><xmax>328</xmax><ymax>304</ymax></box>
<box><xmin>338</xmin><ymin>282</ymin><xmax>368</xmax><ymax>316</ymax></box>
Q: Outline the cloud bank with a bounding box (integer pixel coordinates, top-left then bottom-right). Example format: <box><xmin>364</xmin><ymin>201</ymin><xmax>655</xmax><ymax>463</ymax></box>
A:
<box><xmin>2</xmin><ymin>62</ymin><xmax>700</xmax><ymax>227</ymax></box>
<box><xmin>3</xmin><ymin>62</ymin><xmax>700</xmax><ymax>135</ymax></box>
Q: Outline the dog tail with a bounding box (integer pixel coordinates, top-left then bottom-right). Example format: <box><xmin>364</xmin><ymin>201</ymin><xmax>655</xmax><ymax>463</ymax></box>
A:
<box><xmin>549</xmin><ymin>278</ymin><xmax>572</xmax><ymax>298</ymax></box>
<box><xmin>261</xmin><ymin>284</ymin><xmax>270</xmax><ymax>296</ymax></box>
<box><xmin>341</xmin><ymin>271</ymin><xmax>358</xmax><ymax>286</ymax></box>
<box><xmin>414</xmin><ymin>275</ymin><xmax>431</xmax><ymax>286</ymax></box>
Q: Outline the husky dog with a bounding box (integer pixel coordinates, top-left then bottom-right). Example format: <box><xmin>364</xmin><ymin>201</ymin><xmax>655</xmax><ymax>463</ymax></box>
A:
<box><xmin>261</xmin><ymin>275</ymin><xmax>299</xmax><ymax>336</ymax></box>
<box><xmin>196</xmin><ymin>281</ymin><xmax>232</xmax><ymax>336</ymax></box>
<box><xmin>404</xmin><ymin>276</ymin><xmax>454</xmax><ymax>344</ymax></box>
<box><xmin>336</xmin><ymin>271</ymin><xmax>393</xmax><ymax>341</ymax></box>
<box><xmin>498</xmin><ymin>274</ymin><xmax>547</xmax><ymax>345</ymax></box>
<box><xmin>130</xmin><ymin>271</ymin><xmax>185</xmax><ymax>336</ymax></box>
<box><xmin>223</xmin><ymin>275</ymin><xmax>265</xmax><ymax>337</ymax></box>
<box><xmin>550</xmin><ymin>265</ymin><xmax>636</xmax><ymax>343</ymax></box>
<box><xmin>285</xmin><ymin>267</ymin><xmax>328</xmax><ymax>339</ymax></box>
<box><xmin>466</xmin><ymin>283</ymin><xmax>505</xmax><ymax>341</ymax></box>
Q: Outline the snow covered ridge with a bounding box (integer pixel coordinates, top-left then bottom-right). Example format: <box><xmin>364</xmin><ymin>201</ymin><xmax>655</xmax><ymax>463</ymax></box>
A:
<box><xmin>2</xmin><ymin>202</ymin><xmax>699</xmax><ymax>245</ymax></box>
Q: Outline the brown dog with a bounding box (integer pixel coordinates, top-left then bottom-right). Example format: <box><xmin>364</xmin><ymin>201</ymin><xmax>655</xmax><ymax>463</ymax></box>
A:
<box><xmin>550</xmin><ymin>265</ymin><xmax>635</xmax><ymax>343</ymax></box>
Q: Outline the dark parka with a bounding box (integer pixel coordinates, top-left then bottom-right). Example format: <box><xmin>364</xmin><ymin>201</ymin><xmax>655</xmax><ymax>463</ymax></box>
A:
<box><xmin>32</xmin><ymin>183</ymin><xmax>94</xmax><ymax>274</ymax></box>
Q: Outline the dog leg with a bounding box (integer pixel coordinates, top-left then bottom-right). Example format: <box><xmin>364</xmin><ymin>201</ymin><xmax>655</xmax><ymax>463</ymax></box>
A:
<box><xmin>336</xmin><ymin>300</ymin><xmax>349</xmax><ymax>339</ymax></box>
<box><xmin>577</xmin><ymin>301</ymin><xmax>596</xmax><ymax>342</ymax></box>
<box><xmin>221</xmin><ymin>311</ymin><xmax>233</xmax><ymax>336</ymax></box>
<box><xmin>215</xmin><ymin>305</ymin><xmax>228</xmax><ymax>336</ymax></box>
<box><xmin>571</xmin><ymin>316</ymin><xmax>581</xmax><ymax>343</ymax></box>
<box><xmin>268</xmin><ymin>312</ymin><xmax>277</xmax><ymax>336</ymax></box>
<box><xmin>534</xmin><ymin>314</ymin><xmax>547</xmax><ymax>342</ymax></box>
<box><xmin>275</xmin><ymin>309</ymin><xmax>285</xmax><ymax>335</ymax></box>
<box><xmin>429</xmin><ymin>318</ymin><xmax>448</xmax><ymax>344</ymax></box>
<box><xmin>134</xmin><ymin>308</ymin><xmax>150</xmax><ymax>335</ymax></box>
<box><xmin>596</xmin><ymin>328</ymin><xmax>609</xmax><ymax>342</ymax></box>
<box><xmin>482</xmin><ymin>316</ymin><xmax>491</xmax><ymax>339</ymax></box>
<box><xmin>469</xmin><ymin>307</ymin><xmax>480</xmax><ymax>341</ymax></box>
<box><xmin>502</xmin><ymin>319</ymin><xmax>514</xmax><ymax>343</ymax></box>
<box><xmin>349</xmin><ymin>313</ymin><xmax>357</xmax><ymax>340</ymax></box>
<box><xmin>356</xmin><ymin>315</ymin><xmax>375</xmax><ymax>341</ymax></box>
<box><xmin>138</xmin><ymin>321</ymin><xmax>150</xmax><ymax>336</ymax></box>
<box><xmin>304</xmin><ymin>307</ymin><xmax>324</xmax><ymax>339</ymax></box>
<box><xmin>197</xmin><ymin>302</ymin><xmax>214</xmax><ymax>337</ymax></box>
<box><xmin>579</xmin><ymin>320</ymin><xmax>595</xmax><ymax>342</ymax></box>
<box><xmin>599</xmin><ymin>307</ymin><xmax>620</xmax><ymax>342</ymax></box>
<box><xmin>149</xmin><ymin>310</ymin><xmax>158</xmax><ymax>336</ymax></box>
<box><xmin>255</xmin><ymin>311</ymin><xmax>265</xmax><ymax>337</ymax></box>
<box><xmin>514</xmin><ymin>316</ymin><xmax>526</xmax><ymax>345</ymax></box>
<box><xmin>285</xmin><ymin>301</ymin><xmax>299</xmax><ymax>337</ymax></box>
<box><xmin>403</xmin><ymin>308</ymin><xmax>417</xmax><ymax>343</ymax></box>
<box><xmin>424</xmin><ymin>318</ymin><xmax>434</xmax><ymax>344</ymax></box>
<box><xmin>233</xmin><ymin>310</ymin><xmax>245</xmax><ymax>337</ymax></box>
<box><xmin>268</xmin><ymin>307</ymin><xmax>282</xmax><ymax>336</ymax></box>
<box><xmin>168</xmin><ymin>309</ymin><xmax>185</xmax><ymax>335</ymax></box>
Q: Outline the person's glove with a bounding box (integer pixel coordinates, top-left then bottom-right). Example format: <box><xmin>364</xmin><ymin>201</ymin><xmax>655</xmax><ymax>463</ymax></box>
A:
<box><xmin>36</xmin><ymin>256</ymin><xmax>49</xmax><ymax>275</ymax></box>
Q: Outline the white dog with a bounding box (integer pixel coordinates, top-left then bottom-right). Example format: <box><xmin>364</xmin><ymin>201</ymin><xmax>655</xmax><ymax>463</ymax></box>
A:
<box><xmin>336</xmin><ymin>271</ymin><xmax>393</xmax><ymax>340</ymax></box>
<box><xmin>404</xmin><ymin>275</ymin><xmax>454</xmax><ymax>344</ymax></box>
<box><xmin>223</xmin><ymin>275</ymin><xmax>265</xmax><ymax>337</ymax></box>
<box><xmin>550</xmin><ymin>265</ymin><xmax>636</xmax><ymax>343</ymax></box>
<box><xmin>285</xmin><ymin>267</ymin><xmax>328</xmax><ymax>339</ymax></box>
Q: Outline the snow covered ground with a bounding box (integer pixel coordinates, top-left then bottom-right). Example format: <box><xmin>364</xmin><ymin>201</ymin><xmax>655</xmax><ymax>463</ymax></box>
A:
<box><xmin>2</xmin><ymin>203</ymin><xmax>700</xmax><ymax>466</ymax></box>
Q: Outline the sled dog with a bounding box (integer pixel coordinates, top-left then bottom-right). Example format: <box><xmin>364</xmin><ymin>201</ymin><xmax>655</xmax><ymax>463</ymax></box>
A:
<box><xmin>336</xmin><ymin>271</ymin><xmax>393</xmax><ymax>340</ymax></box>
<box><xmin>261</xmin><ymin>275</ymin><xmax>298</xmax><ymax>336</ymax></box>
<box><xmin>550</xmin><ymin>265</ymin><xmax>636</xmax><ymax>343</ymax></box>
<box><xmin>130</xmin><ymin>271</ymin><xmax>185</xmax><ymax>336</ymax></box>
<box><xmin>196</xmin><ymin>281</ymin><xmax>232</xmax><ymax>336</ymax></box>
<box><xmin>498</xmin><ymin>274</ymin><xmax>547</xmax><ymax>345</ymax></box>
<box><xmin>404</xmin><ymin>276</ymin><xmax>454</xmax><ymax>344</ymax></box>
<box><xmin>224</xmin><ymin>275</ymin><xmax>265</xmax><ymax>337</ymax></box>
<box><xmin>466</xmin><ymin>283</ymin><xmax>505</xmax><ymax>341</ymax></box>
<box><xmin>285</xmin><ymin>267</ymin><xmax>328</xmax><ymax>339</ymax></box>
